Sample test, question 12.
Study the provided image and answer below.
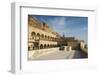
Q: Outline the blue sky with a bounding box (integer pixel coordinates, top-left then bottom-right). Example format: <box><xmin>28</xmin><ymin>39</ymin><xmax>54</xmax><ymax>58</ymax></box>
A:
<box><xmin>30</xmin><ymin>15</ymin><xmax>88</xmax><ymax>43</ymax></box>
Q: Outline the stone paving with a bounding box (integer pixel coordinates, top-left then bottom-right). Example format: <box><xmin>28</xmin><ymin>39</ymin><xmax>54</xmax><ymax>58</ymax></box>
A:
<box><xmin>28</xmin><ymin>47</ymin><xmax>87</xmax><ymax>60</ymax></box>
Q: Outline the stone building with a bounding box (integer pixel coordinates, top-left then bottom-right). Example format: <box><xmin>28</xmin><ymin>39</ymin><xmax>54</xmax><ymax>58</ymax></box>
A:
<box><xmin>28</xmin><ymin>15</ymin><xmax>84</xmax><ymax>51</ymax></box>
<box><xmin>28</xmin><ymin>16</ymin><xmax>60</xmax><ymax>50</ymax></box>
<box><xmin>58</xmin><ymin>36</ymin><xmax>80</xmax><ymax>50</ymax></box>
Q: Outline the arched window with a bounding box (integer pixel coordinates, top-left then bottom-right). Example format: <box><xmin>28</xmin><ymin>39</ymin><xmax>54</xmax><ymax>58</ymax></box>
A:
<box><xmin>44</xmin><ymin>44</ymin><xmax>46</xmax><ymax>48</ymax></box>
<box><xmin>28</xmin><ymin>47</ymin><xmax>30</xmax><ymax>51</ymax></box>
<box><xmin>45</xmin><ymin>35</ymin><xmax>47</xmax><ymax>40</ymax></box>
<box><xmin>31</xmin><ymin>32</ymin><xmax>36</xmax><ymax>39</ymax></box>
<box><xmin>41</xmin><ymin>34</ymin><xmax>44</xmax><ymax>40</ymax></box>
<box><xmin>36</xmin><ymin>33</ymin><xmax>40</xmax><ymax>40</ymax></box>
<box><xmin>47</xmin><ymin>44</ymin><xmax>49</xmax><ymax>48</ymax></box>
<box><xmin>40</xmin><ymin>44</ymin><xmax>43</xmax><ymax>49</ymax></box>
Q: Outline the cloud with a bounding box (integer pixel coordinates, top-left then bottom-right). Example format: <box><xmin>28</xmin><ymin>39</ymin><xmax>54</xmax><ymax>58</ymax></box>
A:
<box><xmin>32</xmin><ymin>15</ymin><xmax>88</xmax><ymax>43</ymax></box>
<box><xmin>46</xmin><ymin>17</ymin><xmax>68</xmax><ymax>35</ymax></box>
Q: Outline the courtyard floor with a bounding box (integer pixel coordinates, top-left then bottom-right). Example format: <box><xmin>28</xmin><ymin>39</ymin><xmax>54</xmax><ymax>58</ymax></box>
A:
<box><xmin>28</xmin><ymin>47</ymin><xmax>87</xmax><ymax>60</ymax></box>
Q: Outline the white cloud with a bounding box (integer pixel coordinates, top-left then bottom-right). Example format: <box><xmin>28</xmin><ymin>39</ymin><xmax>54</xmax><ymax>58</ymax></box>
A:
<box><xmin>47</xmin><ymin>17</ymin><xmax>67</xmax><ymax>34</ymax></box>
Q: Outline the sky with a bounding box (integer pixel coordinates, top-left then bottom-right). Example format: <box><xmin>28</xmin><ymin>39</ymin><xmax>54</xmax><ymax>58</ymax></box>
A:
<box><xmin>30</xmin><ymin>15</ymin><xmax>88</xmax><ymax>44</ymax></box>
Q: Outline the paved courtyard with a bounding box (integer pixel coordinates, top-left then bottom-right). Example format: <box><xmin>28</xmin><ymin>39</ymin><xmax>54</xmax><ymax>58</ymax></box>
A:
<box><xmin>28</xmin><ymin>47</ymin><xmax>87</xmax><ymax>60</ymax></box>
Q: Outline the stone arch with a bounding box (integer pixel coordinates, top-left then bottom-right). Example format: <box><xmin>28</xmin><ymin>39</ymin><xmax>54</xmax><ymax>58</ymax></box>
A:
<box><xmin>41</xmin><ymin>34</ymin><xmax>44</xmax><ymax>39</ymax></box>
<box><xmin>45</xmin><ymin>35</ymin><xmax>47</xmax><ymax>40</ymax></box>
<box><xmin>28</xmin><ymin>46</ymin><xmax>30</xmax><ymax>51</ymax></box>
<box><xmin>31</xmin><ymin>32</ymin><xmax>36</xmax><ymax>39</ymax></box>
<box><xmin>44</xmin><ymin>44</ymin><xmax>46</xmax><ymax>48</ymax></box>
<box><xmin>37</xmin><ymin>33</ymin><xmax>40</xmax><ymax>40</ymax></box>
<box><xmin>40</xmin><ymin>44</ymin><xmax>43</xmax><ymax>49</ymax></box>
<box><xmin>47</xmin><ymin>44</ymin><xmax>49</xmax><ymax>48</ymax></box>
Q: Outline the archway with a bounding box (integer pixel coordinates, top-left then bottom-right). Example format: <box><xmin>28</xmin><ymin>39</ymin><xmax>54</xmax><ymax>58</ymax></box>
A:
<box><xmin>40</xmin><ymin>44</ymin><xmax>43</xmax><ymax>49</ymax></box>
<box><xmin>28</xmin><ymin>46</ymin><xmax>30</xmax><ymax>51</ymax></box>
<box><xmin>47</xmin><ymin>44</ymin><xmax>49</xmax><ymax>48</ymax></box>
<box><xmin>37</xmin><ymin>33</ymin><xmax>40</xmax><ymax>40</ymax></box>
<box><xmin>31</xmin><ymin>32</ymin><xmax>36</xmax><ymax>39</ymax></box>
<box><xmin>41</xmin><ymin>34</ymin><xmax>44</xmax><ymax>40</ymax></box>
<box><xmin>44</xmin><ymin>44</ymin><xmax>46</xmax><ymax>48</ymax></box>
<box><xmin>45</xmin><ymin>35</ymin><xmax>47</xmax><ymax>40</ymax></box>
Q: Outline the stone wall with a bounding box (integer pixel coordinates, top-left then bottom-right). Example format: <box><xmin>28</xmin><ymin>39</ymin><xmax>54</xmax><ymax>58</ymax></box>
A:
<box><xmin>67</xmin><ymin>41</ymin><xmax>80</xmax><ymax>50</ymax></box>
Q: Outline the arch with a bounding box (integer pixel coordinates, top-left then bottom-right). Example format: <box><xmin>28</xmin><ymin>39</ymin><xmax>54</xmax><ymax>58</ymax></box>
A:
<box><xmin>37</xmin><ymin>33</ymin><xmax>40</xmax><ymax>37</ymax></box>
<box><xmin>47</xmin><ymin>44</ymin><xmax>49</xmax><ymax>48</ymax></box>
<box><xmin>37</xmin><ymin>33</ymin><xmax>40</xmax><ymax>40</ymax></box>
<box><xmin>40</xmin><ymin>44</ymin><xmax>43</xmax><ymax>49</ymax></box>
<box><xmin>28</xmin><ymin>46</ymin><xmax>30</xmax><ymax>51</ymax></box>
<box><xmin>41</xmin><ymin>34</ymin><xmax>44</xmax><ymax>39</ymax></box>
<box><xmin>44</xmin><ymin>44</ymin><xmax>46</xmax><ymax>48</ymax></box>
<box><xmin>45</xmin><ymin>35</ymin><xmax>47</xmax><ymax>40</ymax></box>
<box><xmin>31</xmin><ymin>32</ymin><xmax>36</xmax><ymax>39</ymax></box>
